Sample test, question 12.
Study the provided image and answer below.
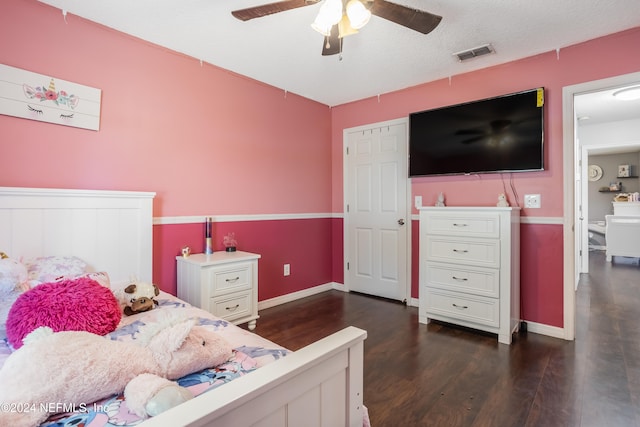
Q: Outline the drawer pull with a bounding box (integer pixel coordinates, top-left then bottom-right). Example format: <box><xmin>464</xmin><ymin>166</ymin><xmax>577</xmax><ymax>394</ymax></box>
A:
<box><xmin>452</xmin><ymin>303</ymin><xmax>469</xmax><ymax>310</ymax></box>
<box><xmin>225</xmin><ymin>276</ymin><xmax>240</xmax><ymax>283</ymax></box>
<box><xmin>451</xmin><ymin>276</ymin><xmax>468</xmax><ymax>281</ymax></box>
<box><xmin>453</xmin><ymin>223</ymin><xmax>468</xmax><ymax>227</ymax></box>
<box><xmin>452</xmin><ymin>249</ymin><xmax>468</xmax><ymax>253</ymax></box>
<box><xmin>225</xmin><ymin>304</ymin><xmax>240</xmax><ymax>312</ymax></box>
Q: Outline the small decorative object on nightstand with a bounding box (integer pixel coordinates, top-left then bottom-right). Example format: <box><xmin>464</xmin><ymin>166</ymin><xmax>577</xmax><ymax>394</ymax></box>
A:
<box><xmin>435</xmin><ymin>192</ymin><xmax>446</xmax><ymax>207</ymax></box>
<box><xmin>496</xmin><ymin>193</ymin><xmax>509</xmax><ymax>207</ymax></box>
<box><xmin>204</xmin><ymin>217</ymin><xmax>213</xmax><ymax>254</ymax></box>
<box><xmin>176</xmin><ymin>251</ymin><xmax>260</xmax><ymax>330</ymax></box>
<box><xmin>223</xmin><ymin>232</ymin><xmax>237</xmax><ymax>252</ymax></box>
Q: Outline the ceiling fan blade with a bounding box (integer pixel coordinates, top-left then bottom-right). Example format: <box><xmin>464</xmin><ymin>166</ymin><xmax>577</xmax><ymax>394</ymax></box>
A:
<box><xmin>461</xmin><ymin>136</ymin><xmax>486</xmax><ymax>145</ymax></box>
<box><xmin>232</xmin><ymin>0</ymin><xmax>320</xmax><ymax>21</ymax></box>
<box><xmin>369</xmin><ymin>0</ymin><xmax>442</xmax><ymax>34</ymax></box>
<box><xmin>322</xmin><ymin>25</ymin><xmax>342</xmax><ymax>56</ymax></box>
<box><xmin>455</xmin><ymin>129</ymin><xmax>484</xmax><ymax>135</ymax></box>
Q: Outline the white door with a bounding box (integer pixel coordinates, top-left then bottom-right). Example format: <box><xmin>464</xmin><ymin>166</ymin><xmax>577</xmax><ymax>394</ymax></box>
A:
<box><xmin>576</xmin><ymin>139</ymin><xmax>587</xmax><ymax>278</ymax></box>
<box><xmin>344</xmin><ymin>119</ymin><xmax>409</xmax><ymax>302</ymax></box>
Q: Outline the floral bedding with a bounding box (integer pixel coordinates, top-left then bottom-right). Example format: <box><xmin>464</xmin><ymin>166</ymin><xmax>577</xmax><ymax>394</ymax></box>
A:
<box><xmin>0</xmin><ymin>291</ymin><xmax>289</xmax><ymax>427</ymax></box>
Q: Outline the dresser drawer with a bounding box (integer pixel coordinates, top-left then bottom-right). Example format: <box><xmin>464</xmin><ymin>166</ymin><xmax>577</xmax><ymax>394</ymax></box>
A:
<box><xmin>425</xmin><ymin>235</ymin><xmax>500</xmax><ymax>268</ymax></box>
<box><xmin>207</xmin><ymin>263</ymin><xmax>252</xmax><ymax>296</ymax></box>
<box><xmin>423</xmin><ymin>288</ymin><xmax>499</xmax><ymax>327</ymax></box>
<box><xmin>425</xmin><ymin>262</ymin><xmax>499</xmax><ymax>298</ymax></box>
<box><xmin>210</xmin><ymin>291</ymin><xmax>252</xmax><ymax>321</ymax></box>
<box><xmin>423</xmin><ymin>212</ymin><xmax>500</xmax><ymax>238</ymax></box>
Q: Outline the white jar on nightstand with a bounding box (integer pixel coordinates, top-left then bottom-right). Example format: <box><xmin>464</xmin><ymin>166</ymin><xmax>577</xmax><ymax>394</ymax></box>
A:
<box><xmin>176</xmin><ymin>251</ymin><xmax>261</xmax><ymax>330</ymax></box>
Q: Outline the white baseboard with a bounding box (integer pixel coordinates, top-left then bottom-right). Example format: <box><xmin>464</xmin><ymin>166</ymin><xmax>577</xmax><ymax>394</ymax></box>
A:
<box><xmin>523</xmin><ymin>320</ymin><xmax>566</xmax><ymax>340</ymax></box>
<box><xmin>409</xmin><ymin>297</ymin><xmax>419</xmax><ymax>307</ymax></box>
<box><xmin>258</xmin><ymin>282</ymin><xmax>345</xmax><ymax>311</ymax></box>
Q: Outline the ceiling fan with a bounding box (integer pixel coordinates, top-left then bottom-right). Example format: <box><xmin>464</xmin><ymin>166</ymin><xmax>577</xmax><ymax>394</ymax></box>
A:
<box><xmin>231</xmin><ymin>0</ymin><xmax>442</xmax><ymax>56</ymax></box>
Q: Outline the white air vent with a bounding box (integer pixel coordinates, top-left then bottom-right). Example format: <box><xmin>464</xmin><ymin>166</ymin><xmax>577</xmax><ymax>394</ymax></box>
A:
<box><xmin>453</xmin><ymin>44</ymin><xmax>495</xmax><ymax>62</ymax></box>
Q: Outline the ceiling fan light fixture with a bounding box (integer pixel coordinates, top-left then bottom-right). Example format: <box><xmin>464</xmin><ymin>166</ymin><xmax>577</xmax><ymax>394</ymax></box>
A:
<box><xmin>338</xmin><ymin>14</ymin><xmax>359</xmax><ymax>38</ymax></box>
<box><xmin>312</xmin><ymin>0</ymin><xmax>343</xmax><ymax>35</ymax></box>
<box><xmin>311</xmin><ymin>20</ymin><xmax>333</xmax><ymax>36</ymax></box>
<box><xmin>346</xmin><ymin>0</ymin><xmax>371</xmax><ymax>29</ymax></box>
<box><xmin>612</xmin><ymin>86</ymin><xmax>640</xmax><ymax>101</ymax></box>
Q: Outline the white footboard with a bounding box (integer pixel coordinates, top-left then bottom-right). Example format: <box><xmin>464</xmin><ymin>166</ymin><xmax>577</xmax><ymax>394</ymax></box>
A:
<box><xmin>605</xmin><ymin>215</ymin><xmax>640</xmax><ymax>261</ymax></box>
<box><xmin>140</xmin><ymin>326</ymin><xmax>367</xmax><ymax>427</ymax></box>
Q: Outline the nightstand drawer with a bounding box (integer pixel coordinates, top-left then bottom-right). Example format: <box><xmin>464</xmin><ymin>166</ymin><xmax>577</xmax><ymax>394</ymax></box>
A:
<box><xmin>425</xmin><ymin>262</ymin><xmax>499</xmax><ymax>298</ymax></box>
<box><xmin>425</xmin><ymin>235</ymin><xmax>500</xmax><ymax>268</ymax></box>
<box><xmin>207</xmin><ymin>263</ymin><xmax>252</xmax><ymax>296</ymax></box>
<box><xmin>424</xmin><ymin>213</ymin><xmax>500</xmax><ymax>238</ymax></box>
<box><xmin>423</xmin><ymin>288</ymin><xmax>499</xmax><ymax>327</ymax></box>
<box><xmin>210</xmin><ymin>291</ymin><xmax>251</xmax><ymax>321</ymax></box>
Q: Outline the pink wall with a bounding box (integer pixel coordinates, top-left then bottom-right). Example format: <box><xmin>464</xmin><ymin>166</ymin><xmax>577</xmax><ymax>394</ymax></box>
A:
<box><xmin>0</xmin><ymin>1</ymin><xmax>332</xmax><ymax>217</ymax></box>
<box><xmin>1</xmin><ymin>0</ymin><xmax>334</xmax><ymax>300</ymax></box>
<box><xmin>331</xmin><ymin>27</ymin><xmax>640</xmax><ymax>328</ymax></box>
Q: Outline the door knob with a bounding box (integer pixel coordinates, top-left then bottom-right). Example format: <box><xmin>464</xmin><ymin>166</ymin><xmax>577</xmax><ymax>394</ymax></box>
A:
<box><xmin>398</xmin><ymin>219</ymin><xmax>405</xmax><ymax>226</ymax></box>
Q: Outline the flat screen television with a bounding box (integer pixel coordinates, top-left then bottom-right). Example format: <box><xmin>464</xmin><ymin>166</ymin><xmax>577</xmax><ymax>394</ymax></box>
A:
<box><xmin>409</xmin><ymin>88</ymin><xmax>544</xmax><ymax>177</ymax></box>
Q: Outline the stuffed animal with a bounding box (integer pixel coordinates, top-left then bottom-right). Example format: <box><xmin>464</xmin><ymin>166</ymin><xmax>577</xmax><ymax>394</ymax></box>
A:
<box><xmin>497</xmin><ymin>193</ymin><xmax>510</xmax><ymax>207</ymax></box>
<box><xmin>122</xmin><ymin>282</ymin><xmax>160</xmax><ymax>315</ymax></box>
<box><xmin>0</xmin><ymin>253</ymin><xmax>30</xmax><ymax>340</ymax></box>
<box><xmin>0</xmin><ymin>316</ymin><xmax>233</xmax><ymax>427</ymax></box>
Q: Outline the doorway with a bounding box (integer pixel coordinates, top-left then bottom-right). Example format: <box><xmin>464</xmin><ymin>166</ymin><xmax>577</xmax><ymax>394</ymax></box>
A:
<box><xmin>563</xmin><ymin>71</ymin><xmax>640</xmax><ymax>341</ymax></box>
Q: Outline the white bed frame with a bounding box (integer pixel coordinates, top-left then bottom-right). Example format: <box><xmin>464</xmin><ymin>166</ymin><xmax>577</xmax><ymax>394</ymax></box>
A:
<box><xmin>0</xmin><ymin>187</ymin><xmax>367</xmax><ymax>427</ymax></box>
<box><xmin>605</xmin><ymin>214</ymin><xmax>640</xmax><ymax>262</ymax></box>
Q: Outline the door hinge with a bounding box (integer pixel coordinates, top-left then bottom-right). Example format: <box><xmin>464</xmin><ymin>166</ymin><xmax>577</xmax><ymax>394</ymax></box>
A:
<box><xmin>346</xmin><ymin>146</ymin><xmax>349</xmax><ymax>155</ymax></box>
<box><xmin>346</xmin><ymin>262</ymin><xmax>350</xmax><ymax>270</ymax></box>
<box><xmin>346</xmin><ymin>204</ymin><xmax>349</xmax><ymax>213</ymax></box>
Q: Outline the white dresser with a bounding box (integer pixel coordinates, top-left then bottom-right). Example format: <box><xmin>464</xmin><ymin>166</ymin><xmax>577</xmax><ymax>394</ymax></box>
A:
<box><xmin>176</xmin><ymin>251</ymin><xmax>260</xmax><ymax>330</ymax></box>
<box><xmin>418</xmin><ymin>207</ymin><xmax>520</xmax><ymax>344</ymax></box>
<box><xmin>612</xmin><ymin>201</ymin><xmax>640</xmax><ymax>216</ymax></box>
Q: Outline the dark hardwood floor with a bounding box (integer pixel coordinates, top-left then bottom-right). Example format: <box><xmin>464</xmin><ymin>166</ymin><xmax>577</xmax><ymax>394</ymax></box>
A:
<box><xmin>250</xmin><ymin>251</ymin><xmax>640</xmax><ymax>426</ymax></box>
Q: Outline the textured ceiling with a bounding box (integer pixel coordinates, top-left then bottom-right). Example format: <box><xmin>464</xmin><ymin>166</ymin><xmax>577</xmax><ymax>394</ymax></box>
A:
<box><xmin>37</xmin><ymin>0</ymin><xmax>640</xmax><ymax>108</ymax></box>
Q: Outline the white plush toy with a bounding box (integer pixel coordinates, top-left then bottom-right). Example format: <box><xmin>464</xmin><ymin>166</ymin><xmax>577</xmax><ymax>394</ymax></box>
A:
<box><xmin>0</xmin><ymin>316</ymin><xmax>233</xmax><ymax>427</ymax></box>
<box><xmin>497</xmin><ymin>193</ymin><xmax>510</xmax><ymax>207</ymax></box>
<box><xmin>0</xmin><ymin>253</ymin><xmax>30</xmax><ymax>340</ymax></box>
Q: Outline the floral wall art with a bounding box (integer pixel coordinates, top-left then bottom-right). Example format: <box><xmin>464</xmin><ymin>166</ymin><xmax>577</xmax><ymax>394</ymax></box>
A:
<box><xmin>0</xmin><ymin>64</ymin><xmax>101</xmax><ymax>130</ymax></box>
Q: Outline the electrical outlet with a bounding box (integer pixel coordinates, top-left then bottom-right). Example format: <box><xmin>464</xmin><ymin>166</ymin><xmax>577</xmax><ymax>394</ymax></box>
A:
<box><xmin>283</xmin><ymin>264</ymin><xmax>290</xmax><ymax>276</ymax></box>
<box><xmin>415</xmin><ymin>195</ymin><xmax>422</xmax><ymax>209</ymax></box>
<box><xmin>524</xmin><ymin>194</ymin><xmax>541</xmax><ymax>208</ymax></box>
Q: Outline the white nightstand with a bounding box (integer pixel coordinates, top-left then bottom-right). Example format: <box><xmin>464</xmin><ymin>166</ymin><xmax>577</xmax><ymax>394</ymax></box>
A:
<box><xmin>176</xmin><ymin>251</ymin><xmax>261</xmax><ymax>330</ymax></box>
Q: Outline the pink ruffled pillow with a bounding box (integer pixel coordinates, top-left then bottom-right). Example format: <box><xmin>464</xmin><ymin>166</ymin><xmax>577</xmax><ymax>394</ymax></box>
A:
<box><xmin>6</xmin><ymin>277</ymin><xmax>121</xmax><ymax>349</ymax></box>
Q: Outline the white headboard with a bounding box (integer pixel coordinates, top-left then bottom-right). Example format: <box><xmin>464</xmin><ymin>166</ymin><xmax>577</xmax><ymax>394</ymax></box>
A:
<box><xmin>0</xmin><ymin>187</ymin><xmax>155</xmax><ymax>284</ymax></box>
